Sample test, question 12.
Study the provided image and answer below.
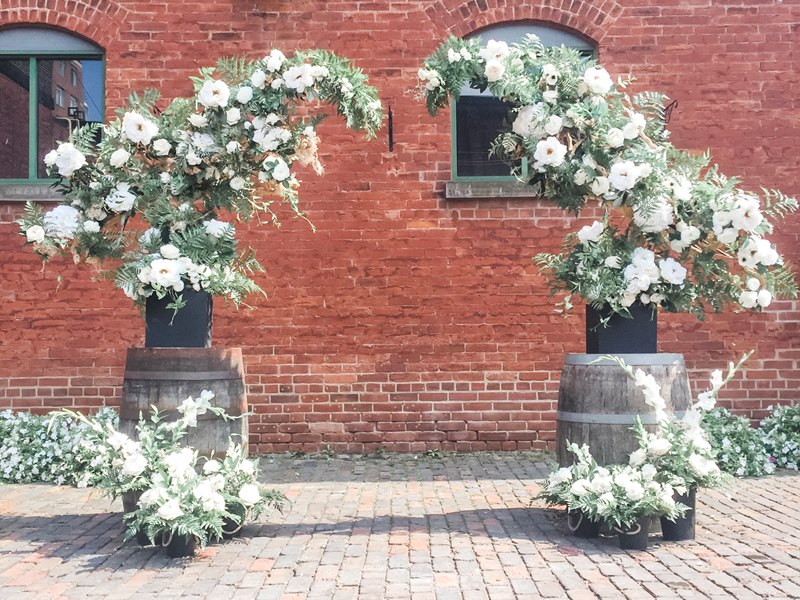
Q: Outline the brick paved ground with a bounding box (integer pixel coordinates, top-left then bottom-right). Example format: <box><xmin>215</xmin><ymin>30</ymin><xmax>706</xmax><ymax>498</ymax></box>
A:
<box><xmin>1</xmin><ymin>452</ymin><xmax>799</xmax><ymax>600</ymax></box>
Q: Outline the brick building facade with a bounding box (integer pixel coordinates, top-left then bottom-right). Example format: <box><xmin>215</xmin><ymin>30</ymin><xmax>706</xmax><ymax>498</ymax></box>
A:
<box><xmin>0</xmin><ymin>0</ymin><xmax>798</xmax><ymax>453</ymax></box>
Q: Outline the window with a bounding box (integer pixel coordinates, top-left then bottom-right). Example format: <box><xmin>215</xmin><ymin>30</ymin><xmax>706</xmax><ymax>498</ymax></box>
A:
<box><xmin>453</xmin><ymin>24</ymin><xmax>594</xmax><ymax>180</ymax></box>
<box><xmin>0</xmin><ymin>27</ymin><xmax>104</xmax><ymax>181</ymax></box>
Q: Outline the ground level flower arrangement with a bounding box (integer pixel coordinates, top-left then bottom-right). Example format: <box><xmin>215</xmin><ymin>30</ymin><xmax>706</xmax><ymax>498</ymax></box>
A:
<box><xmin>702</xmin><ymin>407</ymin><xmax>775</xmax><ymax>477</ymax></box>
<box><xmin>418</xmin><ymin>34</ymin><xmax>797</xmax><ymax>320</ymax></box>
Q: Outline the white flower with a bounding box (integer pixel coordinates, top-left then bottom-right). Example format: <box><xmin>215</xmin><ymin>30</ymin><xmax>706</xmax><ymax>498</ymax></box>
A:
<box><xmin>574</xmin><ymin>170</ymin><xmax>589</xmax><ymax>185</ymax></box>
<box><xmin>153</xmin><ymin>138</ymin><xmax>172</xmax><ymax>156</ymax></box>
<box><xmin>203</xmin><ymin>459</ymin><xmax>221</xmax><ymax>474</ymax></box>
<box><xmin>609</xmin><ymin>161</ymin><xmax>641</xmax><ymax>191</ymax></box>
<box><xmin>52</xmin><ymin>143</ymin><xmax>87</xmax><ymax>177</ymax></box>
<box><xmin>186</xmin><ymin>150</ymin><xmax>202</xmax><ymax>166</ymax></box>
<box><xmin>688</xmin><ymin>454</ymin><xmax>719</xmax><ymax>478</ymax></box>
<box><xmin>757</xmin><ymin>289</ymin><xmax>772</xmax><ymax>308</ymax></box>
<box><xmin>590</xmin><ymin>176</ymin><xmax>610</xmax><ymax>196</ymax></box>
<box><xmin>623</xmin><ymin>481</ymin><xmax>645</xmax><ymax>502</ymax></box>
<box><xmin>541</xmin><ymin>63</ymin><xmax>559</xmax><ymax>85</ymax></box>
<box><xmin>188</xmin><ymin>113</ymin><xmax>208</xmax><ymax>128</ymax></box>
<box><xmin>236</xmin><ymin>86</ymin><xmax>253</xmax><ymax>104</ymax></box>
<box><xmin>157</xmin><ymin>499</ymin><xmax>183</xmax><ymax>521</ymax></box>
<box><xmin>647</xmin><ymin>437</ymin><xmax>671</xmax><ymax>456</ymax></box>
<box><xmin>160</xmin><ymin>172</ymin><xmax>171</xmax><ymax>184</ymax></box>
<box><xmin>238</xmin><ymin>483</ymin><xmax>261</xmax><ymax>506</ymax></box>
<box><xmin>148</xmin><ymin>258</ymin><xmax>185</xmax><ymax>291</ymax></box>
<box><xmin>542</xmin><ymin>90</ymin><xmax>558</xmax><ymax>104</ymax></box>
<box><xmin>239</xmin><ymin>459</ymin><xmax>256</xmax><ymax>476</ymax></box>
<box><xmin>250</xmin><ymin>69</ymin><xmax>267</xmax><ymax>88</ymax></box>
<box><xmin>640</xmin><ymin>464</ymin><xmax>657</xmax><ymax>480</ymax></box>
<box><xmin>159</xmin><ymin>244</ymin><xmax>180</xmax><ymax>260</ymax></box>
<box><xmin>658</xmin><ymin>258</ymin><xmax>687</xmax><ymax>285</ymax></box>
<box><xmin>447</xmin><ymin>48</ymin><xmax>462</xmax><ymax>63</ymax></box>
<box><xmin>634</xmin><ymin>198</ymin><xmax>674</xmax><ymax>233</ymax></box>
<box><xmin>264</xmin><ymin>157</ymin><xmax>290</xmax><ymax>181</ymax></box>
<box><xmin>26</xmin><ymin>225</ymin><xmax>45</xmax><ymax>243</ymax></box>
<box><xmin>569</xmin><ymin>479</ymin><xmax>590</xmax><ymax>497</ymax></box>
<box><xmin>198</xmin><ymin>79</ymin><xmax>230</xmax><ymax>108</ymax></box>
<box><xmin>629</xmin><ymin>449</ymin><xmax>647</xmax><ymax>467</ymax></box>
<box><xmin>202</xmin><ymin>492</ymin><xmax>226</xmax><ymax>513</ymax></box>
<box><xmin>139</xmin><ymin>487</ymin><xmax>167</xmax><ymax>508</ymax></box>
<box><xmin>479</xmin><ymin>39</ymin><xmax>509</xmax><ymax>61</ymax></box>
<box><xmin>512</xmin><ymin>104</ymin><xmax>546</xmax><ymax>138</ymax></box>
<box><xmin>606</xmin><ymin>128</ymin><xmax>625</xmax><ymax>148</ymax></box>
<box><xmin>622</xmin><ymin>113</ymin><xmax>646</xmax><ymax>140</ymax></box>
<box><xmin>284</xmin><ymin>64</ymin><xmax>316</xmax><ymax>93</ymax></box>
<box><xmin>265</xmin><ymin>49</ymin><xmax>286</xmax><ymax>72</ymax></box>
<box><xmin>548</xmin><ymin>467</ymin><xmax>573</xmax><ymax>486</ymax></box>
<box><xmin>44</xmin><ymin>149</ymin><xmax>58</xmax><ymax>167</ymax></box>
<box><xmin>533</xmin><ymin>136</ymin><xmax>567</xmax><ymax>167</ymax></box>
<box><xmin>484</xmin><ymin>59</ymin><xmax>506</xmax><ymax>82</ymax></box>
<box><xmin>737</xmin><ymin>237</ymin><xmax>779</xmax><ymax>268</ymax></box>
<box><xmin>577</xmin><ymin>221</ymin><xmax>604</xmax><ymax>245</ymax></box>
<box><xmin>590</xmin><ymin>474</ymin><xmax>613</xmax><ymax>494</ymax></box>
<box><xmin>730</xmin><ymin>194</ymin><xmax>763</xmax><ymax>232</ymax></box>
<box><xmin>583</xmin><ymin>66</ymin><xmax>613</xmax><ymax>95</ymax></box>
<box><xmin>121</xmin><ymin>452</ymin><xmax>147</xmax><ymax>477</ymax></box>
<box><xmin>105</xmin><ymin>182</ymin><xmax>136</xmax><ymax>213</ymax></box>
<box><xmin>695</xmin><ymin>391</ymin><xmax>716</xmax><ymax>411</ymax></box>
<box><xmin>596</xmin><ymin>491</ymin><xmax>616</xmax><ymax>515</ymax></box>
<box><xmin>230</xmin><ymin>176</ymin><xmax>246</xmax><ymax>191</ymax></box>
<box><xmin>83</xmin><ymin>220</ymin><xmax>100</xmax><ymax>233</ymax></box>
<box><xmin>204</xmin><ymin>219</ymin><xmax>233</xmax><ymax>238</ymax></box>
<box><xmin>226</xmin><ymin>107</ymin><xmax>241</xmax><ymax>125</ymax></box>
<box><xmin>109</xmin><ymin>148</ymin><xmax>131</xmax><ymax>168</ymax></box>
<box><xmin>604</xmin><ymin>256</ymin><xmax>622</xmax><ymax>269</ymax></box>
<box><xmin>226</xmin><ymin>140</ymin><xmax>241</xmax><ymax>153</ymax></box>
<box><xmin>122</xmin><ymin>111</ymin><xmax>159</xmax><ymax>145</ymax></box>
<box><xmin>544</xmin><ymin>115</ymin><xmax>563</xmax><ymax>136</ymax></box>
<box><xmin>746</xmin><ymin>277</ymin><xmax>761</xmax><ymax>292</ymax></box>
<box><xmin>43</xmin><ymin>205</ymin><xmax>81</xmax><ymax>239</ymax></box>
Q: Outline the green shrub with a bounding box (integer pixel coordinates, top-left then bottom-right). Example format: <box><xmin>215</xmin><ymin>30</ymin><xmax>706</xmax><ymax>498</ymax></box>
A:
<box><xmin>701</xmin><ymin>408</ymin><xmax>774</xmax><ymax>477</ymax></box>
<box><xmin>761</xmin><ymin>404</ymin><xmax>800</xmax><ymax>470</ymax></box>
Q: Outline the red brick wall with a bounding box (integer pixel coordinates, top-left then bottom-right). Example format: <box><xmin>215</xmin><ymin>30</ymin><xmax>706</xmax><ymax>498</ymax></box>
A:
<box><xmin>1</xmin><ymin>0</ymin><xmax>798</xmax><ymax>453</ymax></box>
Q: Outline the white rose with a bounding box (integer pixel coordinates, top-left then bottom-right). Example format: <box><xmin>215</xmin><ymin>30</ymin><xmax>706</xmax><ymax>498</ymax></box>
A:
<box><xmin>264</xmin><ymin>157</ymin><xmax>290</xmax><ymax>181</ymax></box>
<box><xmin>26</xmin><ymin>225</ymin><xmax>45</xmax><ymax>243</ymax></box>
<box><xmin>604</xmin><ymin>256</ymin><xmax>622</xmax><ymax>269</ymax></box>
<box><xmin>153</xmin><ymin>138</ymin><xmax>172</xmax><ymax>156</ymax></box>
<box><xmin>53</xmin><ymin>143</ymin><xmax>86</xmax><ymax>177</ymax></box>
<box><xmin>83</xmin><ymin>220</ymin><xmax>100</xmax><ymax>233</ymax></box>
<box><xmin>204</xmin><ymin>219</ymin><xmax>232</xmax><ymax>238</ymax></box>
<box><xmin>658</xmin><ymin>257</ymin><xmax>687</xmax><ymax>285</ymax></box>
<box><xmin>198</xmin><ymin>79</ymin><xmax>230</xmax><ymax>108</ymax></box>
<box><xmin>202</xmin><ymin>492</ymin><xmax>226</xmax><ymax>513</ymax></box>
<box><xmin>121</xmin><ymin>452</ymin><xmax>147</xmax><ymax>477</ymax></box>
<box><xmin>544</xmin><ymin>115</ymin><xmax>563</xmax><ymax>136</ymax></box>
<box><xmin>512</xmin><ymin>104</ymin><xmax>546</xmax><ymax>139</ymax></box>
<box><xmin>160</xmin><ymin>244</ymin><xmax>181</xmax><ymax>260</ymax></box>
<box><xmin>640</xmin><ymin>464</ymin><xmax>657</xmax><ymax>480</ymax></box>
<box><xmin>608</xmin><ymin>160</ymin><xmax>640</xmax><ymax>191</ymax></box>
<box><xmin>226</xmin><ymin>107</ymin><xmax>241</xmax><ymax>125</ymax></box>
<box><xmin>478</xmin><ymin>39</ymin><xmax>509</xmax><ymax>61</ymax></box>
<box><xmin>105</xmin><ymin>182</ymin><xmax>136</xmax><ymax>213</ymax></box>
<box><xmin>574</xmin><ymin>170</ymin><xmax>589</xmax><ymax>186</ymax></box>
<box><xmin>44</xmin><ymin>149</ymin><xmax>58</xmax><ymax>167</ymax></box>
<box><xmin>548</xmin><ymin>467</ymin><xmax>573</xmax><ymax>486</ymax></box>
<box><xmin>122</xmin><ymin>111</ymin><xmax>159</xmax><ymax>145</ymax></box>
<box><xmin>109</xmin><ymin>148</ymin><xmax>131</xmax><ymax>168</ymax></box>
<box><xmin>44</xmin><ymin>205</ymin><xmax>81</xmax><ymax>239</ymax></box>
<box><xmin>577</xmin><ymin>221</ymin><xmax>604</xmax><ymax>245</ymax></box>
<box><xmin>533</xmin><ymin>136</ymin><xmax>568</xmax><ymax>167</ymax></box>
<box><xmin>606</xmin><ymin>128</ymin><xmax>625</xmax><ymax>148</ymax></box>
<box><xmin>236</xmin><ymin>86</ymin><xmax>254</xmax><ymax>103</ymax></box>
<box><xmin>203</xmin><ymin>459</ymin><xmax>221</xmax><ymax>474</ymax></box>
<box><xmin>688</xmin><ymin>454</ymin><xmax>718</xmax><ymax>478</ymax></box>
<box><xmin>157</xmin><ymin>499</ymin><xmax>183</xmax><ymax>521</ymax></box>
<box><xmin>186</xmin><ymin>150</ymin><xmax>202</xmax><ymax>166</ymax></box>
<box><xmin>265</xmin><ymin>49</ymin><xmax>286</xmax><ymax>72</ymax></box>
<box><xmin>284</xmin><ymin>64</ymin><xmax>315</xmax><ymax>92</ymax></box>
<box><xmin>569</xmin><ymin>479</ymin><xmax>591</xmax><ymax>497</ymax></box>
<box><xmin>757</xmin><ymin>289</ymin><xmax>772</xmax><ymax>308</ymax></box>
<box><xmin>622</xmin><ymin>113</ymin><xmax>646</xmax><ymax>140</ymax></box>
<box><xmin>542</xmin><ymin>90</ymin><xmax>558</xmax><ymax>104</ymax></box>
<box><xmin>624</xmin><ymin>481</ymin><xmax>645</xmax><ymax>502</ymax></box>
<box><xmin>583</xmin><ymin>66</ymin><xmax>613</xmax><ymax>95</ymax></box>
<box><xmin>148</xmin><ymin>258</ymin><xmax>185</xmax><ymax>291</ymax></box>
<box><xmin>230</xmin><ymin>176</ymin><xmax>246</xmax><ymax>191</ymax></box>
<box><xmin>590</xmin><ymin>176</ymin><xmax>610</xmax><ymax>196</ymax></box>
<box><xmin>647</xmin><ymin>437</ymin><xmax>671</xmax><ymax>456</ymax></box>
<box><xmin>226</xmin><ymin>140</ymin><xmax>241</xmax><ymax>153</ymax></box>
<box><xmin>239</xmin><ymin>459</ymin><xmax>256</xmax><ymax>476</ymax></box>
<box><xmin>484</xmin><ymin>59</ymin><xmax>505</xmax><ymax>82</ymax></box>
<box><xmin>629</xmin><ymin>448</ymin><xmax>647</xmax><ymax>467</ymax></box>
<box><xmin>250</xmin><ymin>69</ymin><xmax>267</xmax><ymax>88</ymax></box>
<box><xmin>238</xmin><ymin>483</ymin><xmax>261</xmax><ymax>506</ymax></box>
<box><xmin>188</xmin><ymin>114</ymin><xmax>208</xmax><ymax>128</ymax></box>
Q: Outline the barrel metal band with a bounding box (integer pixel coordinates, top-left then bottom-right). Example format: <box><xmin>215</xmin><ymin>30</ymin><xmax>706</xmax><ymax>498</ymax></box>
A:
<box><xmin>557</xmin><ymin>410</ymin><xmax>686</xmax><ymax>425</ymax></box>
<box><xmin>123</xmin><ymin>370</ymin><xmax>241</xmax><ymax>381</ymax></box>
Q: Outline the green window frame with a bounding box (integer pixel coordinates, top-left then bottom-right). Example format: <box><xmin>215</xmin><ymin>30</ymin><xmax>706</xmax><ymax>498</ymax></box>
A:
<box><xmin>451</xmin><ymin>23</ymin><xmax>595</xmax><ymax>183</ymax></box>
<box><xmin>0</xmin><ymin>27</ymin><xmax>104</xmax><ymax>184</ymax></box>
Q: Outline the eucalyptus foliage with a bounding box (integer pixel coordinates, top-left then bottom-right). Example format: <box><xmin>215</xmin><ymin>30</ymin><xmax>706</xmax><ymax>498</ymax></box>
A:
<box><xmin>18</xmin><ymin>50</ymin><xmax>383</xmax><ymax>314</ymax></box>
<box><xmin>418</xmin><ymin>35</ymin><xmax>797</xmax><ymax>318</ymax></box>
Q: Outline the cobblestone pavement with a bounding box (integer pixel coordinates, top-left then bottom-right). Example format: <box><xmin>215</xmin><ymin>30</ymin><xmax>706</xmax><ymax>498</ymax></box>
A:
<box><xmin>1</xmin><ymin>453</ymin><xmax>800</xmax><ymax>600</ymax></box>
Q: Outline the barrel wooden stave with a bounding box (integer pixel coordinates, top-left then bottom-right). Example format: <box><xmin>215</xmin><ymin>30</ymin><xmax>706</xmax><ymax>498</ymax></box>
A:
<box><xmin>556</xmin><ymin>353</ymin><xmax>691</xmax><ymax>467</ymax></box>
<box><xmin>120</xmin><ymin>347</ymin><xmax>248</xmax><ymax>457</ymax></box>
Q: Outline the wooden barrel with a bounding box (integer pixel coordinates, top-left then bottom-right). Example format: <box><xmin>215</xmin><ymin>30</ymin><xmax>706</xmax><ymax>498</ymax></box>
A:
<box><xmin>556</xmin><ymin>353</ymin><xmax>691</xmax><ymax>467</ymax></box>
<box><xmin>120</xmin><ymin>347</ymin><xmax>248</xmax><ymax>456</ymax></box>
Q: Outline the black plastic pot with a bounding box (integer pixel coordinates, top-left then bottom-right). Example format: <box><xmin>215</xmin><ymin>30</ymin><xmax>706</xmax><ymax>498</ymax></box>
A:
<box><xmin>567</xmin><ymin>509</ymin><xmax>601</xmax><ymax>538</ymax></box>
<box><xmin>145</xmin><ymin>289</ymin><xmax>212</xmax><ymax>348</ymax></box>
<box><xmin>617</xmin><ymin>515</ymin><xmax>651</xmax><ymax>550</ymax></box>
<box><xmin>585</xmin><ymin>303</ymin><xmax>657</xmax><ymax>354</ymax></box>
<box><xmin>661</xmin><ymin>487</ymin><xmax>696</xmax><ymax>541</ymax></box>
<box><xmin>164</xmin><ymin>532</ymin><xmax>198</xmax><ymax>558</ymax></box>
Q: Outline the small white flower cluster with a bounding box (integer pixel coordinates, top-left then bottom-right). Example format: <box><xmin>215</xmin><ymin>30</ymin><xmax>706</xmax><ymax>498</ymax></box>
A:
<box><xmin>620</xmin><ymin>248</ymin><xmax>686</xmax><ymax>308</ymax></box>
<box><xmin>43</xmin><ymin>142</ymin><xmax>86</xmax><ymax>178</ymax></box>
<box><xmin>761</xmin><ymin>404</ymin><xmax>800</xmax><ymax>470</ymax></box>
<box><xmin>133</xmin><ymin>244</ymin><xmax>214</xmax><ymax>298</ymax></box>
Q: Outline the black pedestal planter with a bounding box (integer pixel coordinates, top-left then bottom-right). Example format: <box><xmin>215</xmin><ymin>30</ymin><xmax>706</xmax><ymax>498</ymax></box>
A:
<box><xmin>145</xmin><ymin>289</ymin><xmax>212</xmax><ymax>348</ymax></box>
<box><xmin>567</xmin><ymin>510</ymin><xmax>601</xmax><ymax>538</ymax></box>
<box><xmin>585</xmin><ymin>303</ymin><xmax>657</xmax><ymax>354</ymax></box>
<box><xmin>164</xmin><ymin>532</ymin><xmax>198</xmax><ymax>558</ymax></box>
<box><xmin>661</xmin><ymin>487</ymin><xmax>696</xmax><ymax>541</ymax></box>
<box><xmin>616</xmin><ymin>515</ymin><xmax>651</xmax><ymax>550</ymax></box>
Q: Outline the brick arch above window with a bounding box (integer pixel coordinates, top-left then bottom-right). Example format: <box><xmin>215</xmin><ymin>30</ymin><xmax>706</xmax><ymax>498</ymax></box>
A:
<box><xmin>424</xmin><ymin>0</ymin><xmax>622</xmax><ymax>46</ymax></box>
<box><xmin>0</xmin><ymin>0</ymin><xmax>129</xmax><ymax>51</ymax></box>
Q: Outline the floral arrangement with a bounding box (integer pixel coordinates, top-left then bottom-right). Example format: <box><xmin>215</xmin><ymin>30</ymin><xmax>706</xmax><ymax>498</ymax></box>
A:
<box><xmin>0</xmin><ymin>407</ymin><xmax>117</xmax><ymax>486</ymax></box>
<box><xmin>760</xmin><ymin>403</ymin><xmax>800</xmax><ymax>470</ymax></box>
<box><xmin>538</xmin><ymin>442</ymin><xmax>685</xmax><ymax>530</ymax></box>
<box><xmin>418</xmin><ymin>35</ymin><xmax>797</xmax><ymax>318</ymax></box>
<box><xmin>701</xmin><ymin>407</ymin><xmax>775</xmax><ymax>477</ymax></box>
<box><xmin>18</xmin><ymin>50</ymin><xmax>383</xmax><ymax>314</ymax></box>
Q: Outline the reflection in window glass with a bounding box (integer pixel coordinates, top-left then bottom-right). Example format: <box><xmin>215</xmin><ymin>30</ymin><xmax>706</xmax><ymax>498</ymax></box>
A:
<box><xmin>37</xmin><ymin>59</ymin><xmax>103</xmax><ymax>178</ymax></box>
<box><xmin>0</xmin><ymin>59</ymin><xmax>30</xmax><ymax>179</ymax></box>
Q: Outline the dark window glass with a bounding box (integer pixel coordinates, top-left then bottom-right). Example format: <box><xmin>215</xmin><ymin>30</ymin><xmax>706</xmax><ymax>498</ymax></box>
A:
<box><xmin>455</xmin><ymin>95</ymin><xmax>520</xmax><ymax>178</ymax></box>
<box><xmin>0</xmin><ymin>59</ymin><xmax>30</xmax><ymax>179</ymax></box>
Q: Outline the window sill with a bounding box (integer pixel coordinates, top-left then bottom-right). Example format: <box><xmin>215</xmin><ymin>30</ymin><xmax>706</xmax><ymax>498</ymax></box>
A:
<box><xmin>445</xmin><ymin>180</ymin><xmax>539</xmax><ymax>199</ymax></box>
<box><xmin>0</xmin><ymin>182</ymin><xmax>61</xmax><ymax>203</ymax></box>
